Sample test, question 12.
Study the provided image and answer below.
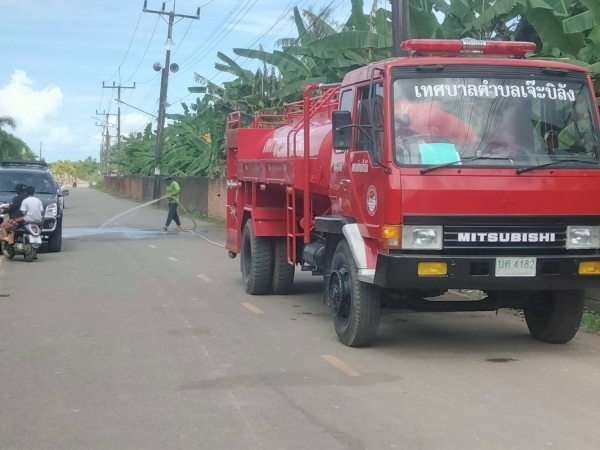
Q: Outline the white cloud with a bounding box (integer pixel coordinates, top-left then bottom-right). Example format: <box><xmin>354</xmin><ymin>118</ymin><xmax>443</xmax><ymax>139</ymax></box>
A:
<box><xmin>44</xmin><ymin>126</ymin><xmax>77</xmax><ymax>145</ymax></box>
<box><xmin>0</xmin><ymin>70</ymin><xmax>63</xmax><ymax>131</ymax></box>
<box><xmin>108</xmin><ymin>112</ymin><xmax>151</xmax><ymax>136</ymax></box>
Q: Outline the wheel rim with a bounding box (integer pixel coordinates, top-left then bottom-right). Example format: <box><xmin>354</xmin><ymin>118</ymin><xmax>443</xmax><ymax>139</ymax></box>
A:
<box><xmin>329</xmin><ymin>267</ymin><xmax>351</xmax><ymax>327</ymax></box>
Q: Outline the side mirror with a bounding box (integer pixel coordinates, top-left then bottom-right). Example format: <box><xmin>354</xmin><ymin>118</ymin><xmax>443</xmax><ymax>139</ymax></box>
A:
<box><xmin>61</xmin><ymin>189</ymin><xmax>70</xmax><ymax>197</ymax></box>
<box><xmin>332</xmin><ymin>110</ymin><xmax>352</xmax><ymax>151</ymax></box>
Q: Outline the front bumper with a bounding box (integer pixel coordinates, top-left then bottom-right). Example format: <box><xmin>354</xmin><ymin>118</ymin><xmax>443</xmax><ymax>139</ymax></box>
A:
<box><xmin>374</xmin><ymin>253</ymin><xmax>600</xmax><ymax>291</ymax></box>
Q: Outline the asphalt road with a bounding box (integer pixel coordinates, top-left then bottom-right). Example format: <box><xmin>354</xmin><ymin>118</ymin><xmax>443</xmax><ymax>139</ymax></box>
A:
<box><xmin>1</xmin><ymin>187</ymin><xmax>600</xmax><ymax>450</ymax></box>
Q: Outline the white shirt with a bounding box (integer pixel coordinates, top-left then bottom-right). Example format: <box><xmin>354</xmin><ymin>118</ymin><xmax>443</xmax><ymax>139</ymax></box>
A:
<box><xmin>20</xmin><ymin>196</ymin><xmax>44</xmax><ymax>223</ymax></box>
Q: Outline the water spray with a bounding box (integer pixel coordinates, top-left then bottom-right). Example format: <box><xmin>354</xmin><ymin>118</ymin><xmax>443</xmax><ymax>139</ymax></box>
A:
<box><xmin>97</xmin><ymin>198</ymin><xmax>226</xmax><ymax>248</ymax></box>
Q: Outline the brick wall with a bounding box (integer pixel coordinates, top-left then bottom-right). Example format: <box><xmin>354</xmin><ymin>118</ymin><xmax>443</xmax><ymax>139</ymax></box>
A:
<box><xmin>207</xmin><ymin>180</ymin><xmax>227</xmax><ymax>220</ymax></box>
<box><xmin>104</xmin><ymin>175</ymin><xmax>225</xmax><ymax>218</ymax></box>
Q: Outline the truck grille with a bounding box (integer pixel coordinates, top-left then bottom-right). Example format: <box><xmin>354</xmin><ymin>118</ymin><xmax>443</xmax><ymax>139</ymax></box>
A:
<box><xmin>444</xmin><ymin>225</ymin><xmax>567</xmax><ymax>252</ymax></box>
<box><xmin>401</xmin><ymin>215</ymin><xmax>600</xmax><ymax>256</ymax></box>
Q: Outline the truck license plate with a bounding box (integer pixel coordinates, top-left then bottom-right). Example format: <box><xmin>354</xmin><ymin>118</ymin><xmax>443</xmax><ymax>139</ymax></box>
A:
<box><xmin>495</xmin><ymin>257</ymin><xmax>536</xmax><ymax>277</ymax></box>
<box><xmin>29</xmin><ymin>236</ymin><xmax>42</xmax><ymax>244</ymax></box>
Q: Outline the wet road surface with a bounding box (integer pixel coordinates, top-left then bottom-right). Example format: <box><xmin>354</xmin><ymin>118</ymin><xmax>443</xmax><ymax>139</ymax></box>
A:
<box><xmin>1</xmin><ymin>187</ymin><xmax>600</xmax><ymax>450</ymax></box>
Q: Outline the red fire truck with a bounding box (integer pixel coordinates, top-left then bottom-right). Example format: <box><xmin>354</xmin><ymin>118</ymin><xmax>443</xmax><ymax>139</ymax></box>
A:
<box><xmin>225</xmin><ymin>39</ymin><xmax>600</xmax><ymax>347</ymax></box>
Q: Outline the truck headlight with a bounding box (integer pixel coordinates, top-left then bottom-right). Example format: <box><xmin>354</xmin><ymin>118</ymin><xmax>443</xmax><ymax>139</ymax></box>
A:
<box><xmin>566</xmin><ymin>226</ymin><xmax>600</xmax><ymax>249</ymax></box>
<box><xmin>45</xmin><ymin>203</ymin><xmax>58</xmax><ymax>218</ymax></box>
<box><xmin>402</xmin><ymin>226</ymin><xmax>443</xmax><ymax>250</ymax></box>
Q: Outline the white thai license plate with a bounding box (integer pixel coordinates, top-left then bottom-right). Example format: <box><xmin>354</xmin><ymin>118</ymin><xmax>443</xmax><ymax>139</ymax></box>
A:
<box><xmin>495</xmin><ymin>257</ymin><xmax>537</xmax><ymax>277</ymax></box>
<box><xmin>29</xmin><ymin>236</ymin><xmax>42</xmax><ymax>244</ymax></box>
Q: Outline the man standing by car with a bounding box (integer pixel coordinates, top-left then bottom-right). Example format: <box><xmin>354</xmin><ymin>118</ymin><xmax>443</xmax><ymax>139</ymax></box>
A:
<box><xmin>0</xmin><ymin>183</ymin><xmax>27</xmax><ymax>243</ymax></box>
<box><xmin>162</xmin><ymin>176</ymin><xmax>182</xmax><ymax>231</ymax></box>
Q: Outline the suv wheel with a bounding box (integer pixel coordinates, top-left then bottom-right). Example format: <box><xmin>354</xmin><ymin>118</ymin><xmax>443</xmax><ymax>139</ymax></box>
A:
<box><xmin>47</xmin><ymin>220</ymin><xmax>63</xmax><ymax>253</ymax></box>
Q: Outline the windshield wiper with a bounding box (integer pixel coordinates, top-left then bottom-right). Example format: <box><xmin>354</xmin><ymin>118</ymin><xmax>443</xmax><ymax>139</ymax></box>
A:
<box><xmin>420</xmin><ymin>156</ymin><xmax>515</xmax><ymax>175</ymax></box>
<box><xmin>516</xmin><ymin>158</ymin><xmax>599</xmax><ymax>175</ymax></box>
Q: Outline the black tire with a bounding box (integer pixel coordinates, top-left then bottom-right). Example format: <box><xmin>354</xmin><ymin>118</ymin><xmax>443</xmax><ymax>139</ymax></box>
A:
<box><xmin>24</xmin><ymin>247</ymin><xmax>36</xmax><ymax>263</ymax></box>
<box><xmin>1</xmin><ymin>241</ymin><xmax>15</xmax><ymax>260</ymax></box>
<box><xmin>241</xmin><ymin>220</ymin><xmax>273</xmax><ymax>295</ymax></box>
<box><xmin>271</xmin><ymin>238</ymin><xmax>295</xmax><ymax>295</ymax></box>
<box><xmin>47</xmin><ymin>221</ymin><xmax>62</xmax><ymax>253</ymax></box>
<box><xmin>524</xmin><ymin>291</ymin><xmax>584</xmax><ymax>344</ymax></box>
<box><xmin>329</xmin><ymin>240</ymin><xmax>381</xmax><ymax>347</ymax></box>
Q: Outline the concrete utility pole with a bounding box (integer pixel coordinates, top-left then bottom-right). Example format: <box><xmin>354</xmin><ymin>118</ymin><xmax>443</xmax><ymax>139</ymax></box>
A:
<box><xmin>96</xmin><ymin>111</ymin><xmax>116</xmax><ymax>175</ymax></box>
<box><xmin>390</xmin><ymin>0</ymin><xmax>410</xmax><ymax>57</ymax></box>
<box><xmin>103</xmin><ymin>82</ymin><xmax>136</xmax><ymax>157</ymax></box>
<box><xmin>39</xmin><ymin>142</ymin><xmax>42</xmax><ymax>161</ymax></box>
<box><xmin>143</xmin><ymin>0</ymin><xmax>200</xmax><ymax>199</ymax></box>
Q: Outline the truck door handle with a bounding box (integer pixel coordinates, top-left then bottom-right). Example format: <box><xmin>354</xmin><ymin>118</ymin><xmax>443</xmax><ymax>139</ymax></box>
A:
<box><xmin>340</xmin><ymin>179</ymin><xmax>350</xmax><ymax>184</ymax></box>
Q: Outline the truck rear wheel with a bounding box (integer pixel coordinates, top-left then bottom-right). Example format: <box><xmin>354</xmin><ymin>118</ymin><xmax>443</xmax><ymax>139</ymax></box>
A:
<box><xmin>271</xmin><ymin>238</ymin><xmax>295</xmax><ymax>295</ymax></box>
<box><xmin>241</xmin><ymin>221</ymin><xmax>273</xmax><ymax>295</ymax></box>
<box><xmin>524</xmin><ymin>291</ymin><xmax>584</xmax><ymax>344</ymax></box>
<box><xmin>329</xmin><ymin>240</ymin><xmax>380</xmax><ymax>347</ymax></box>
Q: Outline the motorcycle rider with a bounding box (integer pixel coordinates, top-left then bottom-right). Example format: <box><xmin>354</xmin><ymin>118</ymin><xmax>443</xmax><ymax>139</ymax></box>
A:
<box><xmin>0</xmin><ymin>183</ymin><xmax>27</xmax><ymax>244</ymax></box>
<box><xmin>20</xmin><ymin>186</ymin><xmax>44</xmax><ymax>224</ymax></box>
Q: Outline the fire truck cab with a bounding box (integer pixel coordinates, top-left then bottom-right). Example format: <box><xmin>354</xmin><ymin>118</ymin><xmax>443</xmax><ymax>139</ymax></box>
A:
<box><xmin>226</xmin><ymin>39</ymin><xmax>600</xmax><ymax>347</ymax></box>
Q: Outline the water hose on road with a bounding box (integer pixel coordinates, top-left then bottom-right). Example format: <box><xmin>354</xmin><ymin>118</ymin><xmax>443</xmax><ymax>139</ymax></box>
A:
<box><xmin>176</xmin><ymin>200</ymin><xmax>226</xmax><ymax>249</ymax></box>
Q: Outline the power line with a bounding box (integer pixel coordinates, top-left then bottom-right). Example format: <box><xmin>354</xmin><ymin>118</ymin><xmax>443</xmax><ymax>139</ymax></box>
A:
<box><xmin>176</xmin><ymin>0</ymin><xmax>248</xmax><ymax>68</ymax></box>
<box><xmin>105</xmin><ymin>10</ymin><xmax>144</xmax><ymax>82</ymax></box>
<box><xmin>184</xmin><ymin>0</ymin><xmax>259</xmax><ymax>69</ymax></box>
<box><xmin>122</xmin><ymin>15</ymin><xmax>161</xmax><ymax>84</ymax></box>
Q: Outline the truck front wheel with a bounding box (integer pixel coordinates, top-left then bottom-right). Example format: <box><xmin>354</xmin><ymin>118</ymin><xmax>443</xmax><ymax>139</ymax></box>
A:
<box><xmin>524</xmin><ymin>291</ymin><xmax>584</xmax><ymax>344</ymax></box>
<box><xmin>241</xmin><ymin>221</ymin><xmax>273</xmax><ymax>295</ymax></box>
<box><xmin>329</xmin><ymin>240</ymin><xmax>381</xmax><ymax>347</ymax></box>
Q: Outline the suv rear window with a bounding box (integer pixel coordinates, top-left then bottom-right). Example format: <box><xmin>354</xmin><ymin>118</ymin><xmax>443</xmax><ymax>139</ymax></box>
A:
<box><xmin>0</xmin><ymin>171</ymin><xmax>57</xmax><ymax>194</ymax></box>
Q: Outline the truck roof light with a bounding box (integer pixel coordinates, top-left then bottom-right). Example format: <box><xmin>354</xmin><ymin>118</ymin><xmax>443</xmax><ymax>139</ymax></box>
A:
<box><xmin>401</xmin><ymin>39</ymin><xmax>536</xmax><ymax>57</ymax></box>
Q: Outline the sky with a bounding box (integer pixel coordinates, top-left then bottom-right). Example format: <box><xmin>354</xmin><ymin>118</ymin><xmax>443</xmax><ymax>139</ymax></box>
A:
<box><xmin>0</xmin><ymin>0</ymin><xmax>371</xmax><ymax>163</ymax></box>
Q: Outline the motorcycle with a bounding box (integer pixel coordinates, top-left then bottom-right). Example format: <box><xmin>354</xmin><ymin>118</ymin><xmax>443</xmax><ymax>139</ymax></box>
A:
<box><xmin>0</xmin><ymin>204</ymin><xmax>41</xmax><ymax>262</ymax></box>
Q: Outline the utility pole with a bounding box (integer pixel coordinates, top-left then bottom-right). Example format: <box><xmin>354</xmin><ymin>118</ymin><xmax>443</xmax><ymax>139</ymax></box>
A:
<box><xmin>390</xmin><ymin>0</ymin><xmax>410</xmax><ymax>57</ymax></box>
<box><xmin>39</xmin><ymin>142</ymin><xmax>42</xmax><ymax>161</ymax></box>
<box><xmin>103</xmin><ymin>81</ymin><xmax>136</xmax><ymax>157</ymax></box>
<box><xmin>96</xmin><ymin>111</ymin><xmax>116</xmax><ymax>175</ymax></box>
<box><xmin>143</xmin><ymin>0</ymin><xmax>200</xmax><ymax>199</ymax></box>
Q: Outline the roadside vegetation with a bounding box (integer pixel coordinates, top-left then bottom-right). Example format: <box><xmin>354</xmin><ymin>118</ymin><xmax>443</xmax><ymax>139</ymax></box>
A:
<box><xmin>0</xmin><ymin>116</ymin><xmax>37</xmax><ymax>161</ymax></box>
<box><xmin>581</xmin><ymin>309</ymin><xmax>600</xmax><ymax>333</ymax></box>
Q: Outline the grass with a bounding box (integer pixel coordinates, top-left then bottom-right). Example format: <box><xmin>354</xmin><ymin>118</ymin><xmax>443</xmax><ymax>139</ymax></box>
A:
<box><xmin>581</xmin><ymin>309</ymin><xmax>600</xmax><ymax>334</ymax></box>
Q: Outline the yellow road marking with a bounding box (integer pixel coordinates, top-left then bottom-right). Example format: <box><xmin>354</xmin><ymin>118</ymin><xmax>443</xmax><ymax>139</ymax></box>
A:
<box><xmin>197</xmin><ymin>274</ymin><xmax>211</xmax><ymax>281</ymax></box>
<box><xmin>321</xmin><ymin>355</ymin><xmax>361</xmax><ymax>377</ymax></box>
<box><xmin>168</xmin><ymin>257</ymin><xmax>178</xmax><ymax>261</ymax></box>
<box><xmin>242</xmin><ymin>302</ymin><xmax>264</xmax><ymax>314</ymax></box>
<box><xmin>149</xmin><ymin>245</ymin><xmax>157</xmax><ymax>249</ymax></box>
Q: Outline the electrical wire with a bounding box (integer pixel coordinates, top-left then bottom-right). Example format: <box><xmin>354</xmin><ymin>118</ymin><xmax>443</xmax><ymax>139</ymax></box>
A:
<box><xmin>175</xmin><ymin>0</ymin><xmax>249</xmax><ymax>68</ymax></box>
<box><xmin>174</xmin><ymin>0</ymin><xmax>258</xmax><ymax>77</ymax></box>
<box><xmin>105</xmin><ymin>10</ymin><xmax>144</xmax><ymax>82</ymax></box>
<box><xmin>123</xmin><ymin>15</ymin><xmax>161</xmax><ymax>85</ymax></box>
<box><xmin>171</xmin><ymin>18</ymin><xmax>194</xmax><ymax>58</ymax></box>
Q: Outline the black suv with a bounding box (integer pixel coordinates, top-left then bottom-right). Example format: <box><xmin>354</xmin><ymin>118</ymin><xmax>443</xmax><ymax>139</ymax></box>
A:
<box><xmin>0</xmin><ymin>160</ymin><xmax>66</xmax><ymax>252</ymax></box>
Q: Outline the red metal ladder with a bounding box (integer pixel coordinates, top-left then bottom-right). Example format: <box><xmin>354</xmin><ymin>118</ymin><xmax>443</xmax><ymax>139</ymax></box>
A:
<box><xmin>285</xmin><ymin>187</ymin><xmax>297</xmax><ymax>264</ymax></box>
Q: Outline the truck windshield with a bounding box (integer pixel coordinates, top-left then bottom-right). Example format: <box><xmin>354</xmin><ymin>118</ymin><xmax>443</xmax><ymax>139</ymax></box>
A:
<box><xmin>392</xmin><ymin>77</ymin><xmax>599</xmax><ymax>169</ymax></box>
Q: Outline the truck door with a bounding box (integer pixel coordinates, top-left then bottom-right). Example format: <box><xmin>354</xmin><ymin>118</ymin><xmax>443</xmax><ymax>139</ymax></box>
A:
<box><xmin>347</xmin><ymin>83</ymin><xmax>386</xmax><ymax>239</ymax></box>
<box><xmin>330</xmin><ymin>88</ymin><xmax>354</xmax><ymax>215</ymax></box>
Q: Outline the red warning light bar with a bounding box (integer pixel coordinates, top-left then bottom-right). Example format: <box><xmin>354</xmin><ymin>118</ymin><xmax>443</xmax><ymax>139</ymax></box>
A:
<box><xmin>401</xmin><ymin>39</ymin><xmax>536</xmax><ymax>57</ymax></box>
